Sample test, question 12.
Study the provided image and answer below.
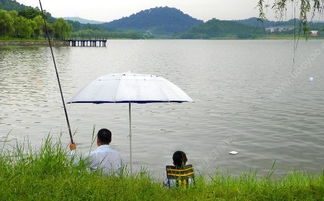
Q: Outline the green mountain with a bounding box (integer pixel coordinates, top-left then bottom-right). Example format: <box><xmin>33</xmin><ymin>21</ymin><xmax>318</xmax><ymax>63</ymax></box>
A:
<box><xmin>236</xmin><ymin>17</ymin><xmax>324</xmax><ymax>29</ymax></box>
<box><xmin>180</xmin><ymin>18</ymin><xmax>266</xmax><ymax>39</ymax></box>
<box><xmin>235</xmin><ymin>17</ymin><xmax>299</xmax><ymax>28</ymax></box>
<box><xmin>0</xmin><ymin>0</ymin><xmax>54</xmax><ymax>21</ymax></box>
<box><xmin>102</xmin><ymin>6</ymin><xmax>203</xmax><ymax>37</ymax></box>
<box><xmin>236</xmin><ymin>17</ymin><xmax>324</xmax><ymax>36</ymax></box>
<box><xmin>0</xmin><ymin>0</ymin><xmax>72</xmax><ymax>39</ymax></box>
<box><xmin>3</xmin><ymin>0</ymin><xmax>322</xmax><ymax>40</ymax></box>
<box><xmin>0</xmin><ymin>0</ymin><xmax>30</xmax><ymax>11</ymax></box>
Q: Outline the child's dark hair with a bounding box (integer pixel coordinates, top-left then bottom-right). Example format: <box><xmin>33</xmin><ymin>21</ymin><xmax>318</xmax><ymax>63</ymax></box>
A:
<box><xmin>172</xmin><ymin>151</ymin><xmax>187</xmax><ymax>167</ymax></box>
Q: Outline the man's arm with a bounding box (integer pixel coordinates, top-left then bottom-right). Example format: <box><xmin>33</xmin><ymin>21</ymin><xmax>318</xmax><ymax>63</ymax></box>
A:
<box><xmin>69</xmin><ymin>143</ymin><xmax>79</xmax><ymax>165</ymax></box>
<box><xmin>69</xmin><ymin>143</ymin><xmax>92</xmax><ymax>166</ymax></box>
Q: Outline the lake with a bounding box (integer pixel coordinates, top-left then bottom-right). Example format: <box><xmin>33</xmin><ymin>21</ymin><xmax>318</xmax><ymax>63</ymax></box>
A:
<box><xmin>0</xmin><ymin>40</ymin><xmax>324</xmax><ymax>178</ymax></box>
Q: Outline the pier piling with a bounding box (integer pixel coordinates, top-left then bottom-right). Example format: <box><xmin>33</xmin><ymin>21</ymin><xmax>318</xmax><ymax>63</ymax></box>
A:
<box><xmin>66</xmin><ymin>39</ymin><xmax>107</xmax><ymax>47</ymax></box>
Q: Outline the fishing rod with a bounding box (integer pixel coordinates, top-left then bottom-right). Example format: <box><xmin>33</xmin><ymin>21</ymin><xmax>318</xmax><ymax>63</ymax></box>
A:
<box><xmin>38</xmin><ymin>0</ymin><xmax>74</xmax><ymax>144</ymax></box>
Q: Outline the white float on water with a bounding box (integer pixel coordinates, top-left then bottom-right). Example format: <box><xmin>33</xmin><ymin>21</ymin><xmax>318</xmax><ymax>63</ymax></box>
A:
<box><xmin>229</xmin><ymin>151</ymin><xmax>239</xmax><ymax>155</ymax></box>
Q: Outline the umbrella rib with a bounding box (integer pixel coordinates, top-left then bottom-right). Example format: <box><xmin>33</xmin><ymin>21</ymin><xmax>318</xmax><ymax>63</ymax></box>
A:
<box><xmin>114</xmin><ymin>76</ymin><xmax>123</xmax><ymax>103</ymax></box>
<box><xmin>157</xmin><ymin>81</ymin><xmax>171</xmax><ymax>102</ymax></box>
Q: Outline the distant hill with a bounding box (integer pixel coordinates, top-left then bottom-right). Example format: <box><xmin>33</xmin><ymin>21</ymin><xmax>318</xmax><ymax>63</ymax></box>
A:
<box><xmin>3</xmin><ymin>0</ymin><xmax>323</xmax><ymax>39</ymax></box>
<box><xmin>236</xmin><ymin>17</ymin><xmax>274</xmax><ymax>28</ymax></box>
<box><xmin>180</xmin><ymin>18</ymin><xmax>266</xmax><ymax>39</ymax></box>
<box><xmin>236</xmin><ymin>17</ymin><xmax>324</xmax><ymax>35</ymax></box>
<box><xmin>236</xmin><ymin>17</ymin><xmax>324</xmax><ymax>27</ymax></box>
<box><xmin>102</xmin><ymin>6</ymin><xmax>203</xmax><ymax>37</ymax></box>
<box><xmin>64</xmin><ymin>17</ymin><xmax>104</xmax><ymax>24</ymax></box>
<box><xmin>236</xmin><ymin>17</ymin><xmax>301</xmax><ymax>28</ymax></box>
<box><xmin>0</xmin><ymin>0</ymin><xmax>31</xmax><ymax>11</ymax></box>
<box><xmin>0</xmin><ymin>0</ymin><xmax>54</xmax><ymax>21</ymax></box>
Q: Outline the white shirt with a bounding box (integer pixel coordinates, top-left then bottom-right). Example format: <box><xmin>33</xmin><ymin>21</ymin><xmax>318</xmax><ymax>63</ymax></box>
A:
<box><xmin>72</xmin><ymin>145</ymin><xmax>123</xmax><ymax>175</ymax></box>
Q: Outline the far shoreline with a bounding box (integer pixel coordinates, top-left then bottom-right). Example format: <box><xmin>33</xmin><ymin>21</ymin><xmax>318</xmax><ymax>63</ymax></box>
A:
<box><xmin>1</xmin><ymin>37</ymin><xmax>324</xmax><ymax>47</ymax></box>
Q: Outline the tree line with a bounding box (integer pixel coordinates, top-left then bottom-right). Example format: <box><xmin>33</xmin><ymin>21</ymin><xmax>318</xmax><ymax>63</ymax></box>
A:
<box><xmin>0</xmin><ymin>8</ymin><xmax>72</xmax><ymax>40</ymax></box>
<box><xmin>71</xmin><ymin>29</ymin><xmax>149</xmax><ymax>39</ymax></box>
<box><xmin>178</xmin><ymin>18</ymin><xmax>266</xmax><ymax>39</ymax></box>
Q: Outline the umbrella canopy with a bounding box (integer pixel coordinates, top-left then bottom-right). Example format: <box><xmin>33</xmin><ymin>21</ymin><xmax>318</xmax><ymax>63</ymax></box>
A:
<box><xmin>69</xmin><ymin>73</ymin><xmax>193</xmax><ymax>103</ymax></box>
<box><xmin>69</xmin><ymin>73</ymin><xmax>193</xmax><ymax>173</ymax></box>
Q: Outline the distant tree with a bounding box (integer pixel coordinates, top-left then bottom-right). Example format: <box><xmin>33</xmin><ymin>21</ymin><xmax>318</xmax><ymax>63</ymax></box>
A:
<box><xmin>179</xmin><ymin>18</ymin><xmax>265</xmax><ymax>39</ymax></box>
<box><xmin>0</xmin><ymin>2</ymin><xmax>71</xmax><ymax>40</ymax></box>
<box><xmin>0</xmin><ymin>9</ymin><xmax>14</xmax><ymax>36</ymax></box>
<box><xmin>53</xmin><ymin>18</ymin><xmax>72</xmax><ymax>39</ymax></box>
<box><xmin>7</xmin><ymin>10</ymin><xmax>19</xmax><ymax>37</ymax></box>
<box><xmin>67</xmin><ymin>20</ymin><xmax>102</xmax><ymax>32</ymax></box>
<box><xmin>45</xmin><ymin>22</ymin><xmax>55</xmax><ymax>39</ymax></box>
<box><xmin>18</xmin><ymin>8</ymin><xmax>42</xmax><ymax>19</ymax></box>
<box><xmin>71</xmin><ymin>29</ymin><xmax>144</xmax><ymax>39</ymax></box>
<box><xmin>8</xmin><ymin>9</ymin><xmax>19</xmax><ymax>17</ymax></box>
<box><xmin>13</xmin><ymin>16</ymin><xmax>34</xmax><ymax>38</ymax></box>
<box><xmin>32</xmin><ymin>15</ymin><xmax>44</xmax><ymax>38</ymax></box>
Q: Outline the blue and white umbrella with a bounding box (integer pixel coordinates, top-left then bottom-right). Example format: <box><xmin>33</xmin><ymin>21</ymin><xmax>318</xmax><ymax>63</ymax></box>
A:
<box><xmin>69</xmin><ymin>72</ymin><xmax>193</xmax><ymax>172</ymax></box>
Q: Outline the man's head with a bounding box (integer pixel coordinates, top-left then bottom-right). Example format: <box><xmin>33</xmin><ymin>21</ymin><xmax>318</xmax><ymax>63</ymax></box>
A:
<box><xmin>97</xmin><ymin>128</ymin><xmax>112</xmax><ymax>146</ymax></box>
<box><xmin>173</xmin><ymin>151</ymin><xmax>187</xmax><ymax>167</ymax></box>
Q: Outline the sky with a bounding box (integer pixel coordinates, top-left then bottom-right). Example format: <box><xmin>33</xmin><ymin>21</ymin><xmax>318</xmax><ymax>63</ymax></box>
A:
<box><xmin>16</xmin><ymin>0</ymin><xmax>267</xmax><ymax>22</ymax></box>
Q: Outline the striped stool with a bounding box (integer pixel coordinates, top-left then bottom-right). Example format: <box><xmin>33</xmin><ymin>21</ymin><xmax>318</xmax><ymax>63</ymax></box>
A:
<box><xmin>166</xmin><ymin>164</ymin><xmax>195</xmax><ymax>188</ymax></box>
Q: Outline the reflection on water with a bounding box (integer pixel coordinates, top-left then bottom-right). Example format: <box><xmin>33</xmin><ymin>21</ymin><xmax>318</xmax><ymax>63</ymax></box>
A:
<box><xmin>0</xmin><ymin>40</ymin><xmax>324</xmax><ymax>178</ymax></box>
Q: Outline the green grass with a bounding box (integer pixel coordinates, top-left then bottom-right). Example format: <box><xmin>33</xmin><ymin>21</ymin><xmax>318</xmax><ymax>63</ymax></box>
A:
<box><xmin>0</xmin><ymin>138</ymin><xmax>323</xmax><ymax>201</ymax></box>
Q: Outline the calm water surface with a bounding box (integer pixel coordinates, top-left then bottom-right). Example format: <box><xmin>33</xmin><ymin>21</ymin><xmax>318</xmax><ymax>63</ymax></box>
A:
<box><xmin>0</xmin><ymin>40</ymin><xmax>324</xmax><ymax>178</ymax></box>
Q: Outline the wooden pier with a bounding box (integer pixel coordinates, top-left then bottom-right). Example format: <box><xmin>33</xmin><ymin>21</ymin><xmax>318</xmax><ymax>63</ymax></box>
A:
<box><xmin>66</xmin><ymin>39</ymin><xmax>107</xmax><ymax>47</ymax></box>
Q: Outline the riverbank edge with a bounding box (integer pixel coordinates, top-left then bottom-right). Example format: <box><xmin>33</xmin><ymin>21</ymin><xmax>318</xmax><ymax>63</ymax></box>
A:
<box><xmin>0</xmin><ymin>40</ymin><xmax>68</xmax><ymax>47</ymax></box>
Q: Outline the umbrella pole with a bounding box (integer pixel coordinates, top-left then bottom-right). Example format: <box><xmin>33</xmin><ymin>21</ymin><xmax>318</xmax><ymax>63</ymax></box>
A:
<box><xmin>129</xmin><ymin>103</ymin><xmax>132</xmax><ymax>174</ymax></box>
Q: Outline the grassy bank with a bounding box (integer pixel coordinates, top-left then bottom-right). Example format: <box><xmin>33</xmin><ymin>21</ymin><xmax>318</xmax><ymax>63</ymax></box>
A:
<box><xmin>0</xmin><ymin>139</ymin><xmax>323</xmax><ymax>201</ymax></box>
<box><xmin>0</xmin><ymin>37</ymin><xmax>68</xmax><ymax>47</ymax></box>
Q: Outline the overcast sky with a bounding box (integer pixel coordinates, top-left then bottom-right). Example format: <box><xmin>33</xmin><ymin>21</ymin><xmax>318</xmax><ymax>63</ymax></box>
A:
<box><xmin>15</xmin><ymin>0</ymin><xmax>267</xmax><ymax>22</ymax></box>
<box><xmin>15</xmin><ymin>0</ymin><xmax>306</xmax><ymax>22</ymax></box>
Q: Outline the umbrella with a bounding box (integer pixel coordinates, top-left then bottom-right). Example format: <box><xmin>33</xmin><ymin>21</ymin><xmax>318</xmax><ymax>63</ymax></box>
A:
<box><xmin>69</xmin><ymin>72</ymin><xmax>193</xmax><ymax>173</ymax></box>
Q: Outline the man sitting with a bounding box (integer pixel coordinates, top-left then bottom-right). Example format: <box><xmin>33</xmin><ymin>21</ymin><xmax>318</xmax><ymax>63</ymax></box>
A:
<box><xmin>70</xmin><ymin>128</ymin><xmax>123</xmax><ymax>175</ymax></box>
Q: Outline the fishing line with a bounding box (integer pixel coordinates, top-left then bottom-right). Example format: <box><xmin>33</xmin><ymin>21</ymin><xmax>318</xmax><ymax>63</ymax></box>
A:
<box><xmin>38</xmin><ymin>0</ymin><xmax>74</xmax><ymax>144</ymax></box>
